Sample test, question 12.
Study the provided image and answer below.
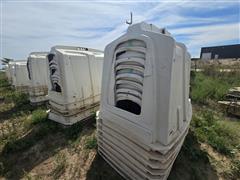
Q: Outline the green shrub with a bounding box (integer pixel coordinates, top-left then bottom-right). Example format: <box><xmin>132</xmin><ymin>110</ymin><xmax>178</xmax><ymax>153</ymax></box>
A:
<box><xmin>84</xmin><ymin>136</ymin><xmax>97</xmax><ymax>149</ymax></box>
<box><xmin>0</xmin><ymin>72</ymin><xmax>10</xmax><ymax>88</ymax></box>
<box><xmin>191</xmin><ymin>71</ymin><xmax>240</xmax><ymax>104</ymax></box>
<box><xmin>0</xmin><ymin>78</ymin><xmax>10</xmax><ymax>88</ymax></box>
<box><xmin>31</xmin><ymin>109</ymin><xmax>47</xmax><ymax>124</ymax></box>
<box><xmin>191</xmin><ymin>73</ymin><xmax>230</xmax><ymax>104</ymax></box>
<box><xmin>5</xmin><ymin>91</ymin><xmax>29</xmax><ymax>106</ymax></box>
<box><xmin>191</xmin><ymin>109</ymin><xmax>240</xmax><ymax>156</ymax></box>
<box><xmin>23</xmin><ymin>109</ymin><xmax>48</xmax><ymax>130</ymax></box>
<box><xmin>191</xmin><ymin>109</ymin><xmax>216</xmax><ymax>127</ymax></box>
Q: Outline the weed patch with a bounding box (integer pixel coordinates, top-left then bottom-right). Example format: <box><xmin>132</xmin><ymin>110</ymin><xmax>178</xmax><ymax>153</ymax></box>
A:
<box><xmin>5</xmin><ymin>91</ymin><xmax>29</xmax><ymax>107</ymax></box>
<box><xmin>191</xmin><ymin>73</ymin><xmax>230</xmax><ymax>104</ymax></box>
<box><xmin>2</xmin><ymin>121</ymin><xmax>59</xmax><ymax>155</ymax></box>
<box><xmin>0</xmin><ymin>73</ymin><xmax>10</xmax><ymax>88</ymax></box>
<box><xmin>64</xmin><ymin>122</ymin><xmax>83</xmax><ymax>141</ymax></box>
<box><xmin>191</xmin><ymin>71</ymin><xmax>240</xmax><ymax>105</ymax></box>
<box><xmin>51</xmin><ymin>152</ymin><xmax>67</xmax><ymax>179</ymax></box>
<box><xmin>31</xmin><ymin>109</ymin><xmax>48</xmax><ymax>125</ymax></box>
<box><xmin>23</xmin><ymin>109</ymin><xmax>48</xmax><ymax>130</ymax></box>
<box><xmin>231</xmin><ymin>159</ymin><xmax>240</xmax><ymax>178</ymax></box>
<box><xmin>191</xmin><ymin>109</ymin><xmax>240</xmax><ymax>156</ymax></box>
<box><xmin>84</xmin><ymin>136</ymin><xmax>97</xmax><ymax>149</ymax></box>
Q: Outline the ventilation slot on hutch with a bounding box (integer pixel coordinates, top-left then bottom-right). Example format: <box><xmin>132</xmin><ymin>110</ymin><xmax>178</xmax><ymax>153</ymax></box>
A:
<box><xmin>114</xmin><ymin>40</ymin><xmax>146</xmax><ymax>115</ymax></box>
<box><xmin>48</xmin><ymin>54</ymin><xmax>62</xmax><ymax>93</ymax></box>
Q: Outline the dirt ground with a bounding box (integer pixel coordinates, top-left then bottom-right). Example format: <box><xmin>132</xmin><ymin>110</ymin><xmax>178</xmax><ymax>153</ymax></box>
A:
<box><xmin>0</xmin><ymin>71</ymin><xmax>239</xmax><ymax>180</ymax></box>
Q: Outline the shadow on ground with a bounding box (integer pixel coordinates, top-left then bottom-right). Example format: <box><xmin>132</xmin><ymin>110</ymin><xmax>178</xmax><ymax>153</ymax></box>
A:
<box><xmin>86</xmin><ymin>153</ymin><xmax>124</xmax><ymax>180</ymax></box>
<box><xmin>86</xmin><ymin>130</ymin><xmax>219</xmax><ymax>180</ymax></box>
<box><xmin>168</xmin><ymin>131</ymin><xmax>218</xmax><ymax>180</ymax></box>
<box><xmin>0</xmin><ymin>116</ymin><xmax>92</xmax><ymax>180</ymax></box>
<box><xmin>0</xmin><ymin>99</ymin><xmax>35</xmax><ymax>123</ymax></box>
<box><xmin>0</xmin><ymin>121</ymin><xmax>66</xmax><ymax>179</ymax></box>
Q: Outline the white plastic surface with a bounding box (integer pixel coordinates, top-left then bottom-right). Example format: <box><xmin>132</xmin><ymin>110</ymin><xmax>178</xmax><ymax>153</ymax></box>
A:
<box><xmin>5</xmin><ymin>64</ymin><xmax>11</xmax><ymax>82</ymax></box>
<box><xmin>12</xmin><ymin>61</ymin><xmax>29</xmax><ymax>92</ymax></box>
<box><xmin>27</xmin><ymin>52</ymin><xmax>49</xmax><ymax>104</ymax></box>
<box><xmin>47</xmin><ymin>45</ymin><xmax>104</xmax><ymax>125</ymax></box>
<box><xmin>8</xmin><ymin>62</ymin><xmax>16</xmax><ymax>85</ymax></box>
<box><xmin>98</xmin><ymin>22</ymin><xmax>192</xmax><ymax>180</ymax></box>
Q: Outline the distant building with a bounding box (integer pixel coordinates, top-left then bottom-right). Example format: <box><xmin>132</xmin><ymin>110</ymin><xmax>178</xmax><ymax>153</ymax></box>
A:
<box><xmin>200</xmin><ymin>44</ymin><xmax>240</xmax><ymax>60</ymax></box>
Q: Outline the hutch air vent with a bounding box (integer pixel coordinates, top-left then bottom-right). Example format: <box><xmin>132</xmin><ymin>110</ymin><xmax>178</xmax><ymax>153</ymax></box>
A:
<box><xmin>114</xmin><ymin>40</ymin><xmax>146</xmax><ymax>115</ymax></box>
<box><xmin>48</xmin><ymin>53</ymin><xmax>62</xmax><ymax>93</ymax></box>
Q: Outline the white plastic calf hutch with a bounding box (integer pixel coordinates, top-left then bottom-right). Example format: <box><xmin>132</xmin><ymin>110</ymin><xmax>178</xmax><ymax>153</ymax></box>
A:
<box><xmin>7</xmin><ymin>62</ymin><xmax>16</xmax><ymax>85</ymax></box>
<box><xmin>27</xmin><ymin>52</ymin><xmax>49</xmax><ymax>105</ymax></box>
<box><xmin>13</xmin><ymin>61</ymin><xmax>30</xmax><ymax>92</ymax></box>
<box><xmin>5</xmin><ymin>63</ymin><xmax>11</xmax><ymax>83</ymax></box>
<box><xmin>97</xmin><ymin>22</ymin><xmax>192</xmax><ymax>180</ymax></box>
<box><xmin>47</xmin><ymin>46</ymin><xmax>104</xmax><ymax>125</ymax></box>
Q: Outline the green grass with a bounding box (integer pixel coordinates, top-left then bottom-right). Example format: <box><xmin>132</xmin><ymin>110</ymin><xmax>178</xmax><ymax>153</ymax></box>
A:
<box><xmin>191</xmin><ymin>72</ymin><xmax>240</xmax><ymax>157</ymax></box>
<box><xmin>190</xmin><ymin>107</ymin><xmax>240</xmax><ymax>179</ymax></box>
<box><xmin>5</xmin><ymin>91</ymin><xmax>29</xmax><ymax>106</ymax></box>
<box><xmin>0</xmin><ymin>73</ymin><xmax>10</xmax><ymax>88</ymax></box>
<box><xmin>2</xmin><ymin>121</ymin><xmax>59</xmax><ymax>155</ymax></box>
<box><xmin>191</xmin><ymin>71</ymin><xmax>240</xmax><ymax>104</ymax></box>
<box><xmin>51</xmin><ymin>152</ymin><xmax>67</xmax><ymax>179</ymax></box>
<box><xmin>191</xmin><ymin>73</ymin><xmax>230</xmax><ymax>104</ymax></box>
<box><xmin>191</xmin><ymin>109</ymin><xmax>240</xmax><ymax>156</ymax></box>
<box><xmin>63</xmin><ymin>121</ymin><xmax>83</xmax><ymax>141</ymax></box>
<box><xmin>232</xmin><ymin>159</ymin><xmax>240</xmax><ymax>178</ymax></box>
<box><xmin>31</xmin><ymin>109</ymin><xmax>48</xmax><ymax>125</ymax></box>
<box><xmin>0</xmin><ymin>72</ymin><xmax>28</xmax><ymax>107</ymax></box>
<box><xmin>0</xmin><ymin>66</ymin><xmax>240</xmax><ymax>179</ymax></box>
<box><xmin>190</xmin><ymin>71</ymin><xmax>240</xmax><ymax>179</ymax></box>
<box><xmin>84</xmin><ymin>136</ymin><xmax>97</xmax><ymax>149</ymax></box>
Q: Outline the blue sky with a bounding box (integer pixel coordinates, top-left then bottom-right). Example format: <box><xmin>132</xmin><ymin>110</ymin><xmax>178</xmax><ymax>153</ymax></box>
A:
<box><xmin>1</xmin><ymin>0</ymin><xmax>239</xmax><ymax>67</ymax></box>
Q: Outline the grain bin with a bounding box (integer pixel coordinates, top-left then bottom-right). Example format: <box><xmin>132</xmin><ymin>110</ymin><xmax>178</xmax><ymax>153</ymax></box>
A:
<box><xmin>97</xmin><ymin>22</ymin><xmax>192</xmax><ymax>180</ymax></box>
<box><xmin>27</xmin><ymin>52</ymin><xmax>49</xmax><ymax>105</ymax></box>
<box><xmin>47</xmin><ymin>46</ymin><xmax>104</xmax><ymax>125</ymax></box>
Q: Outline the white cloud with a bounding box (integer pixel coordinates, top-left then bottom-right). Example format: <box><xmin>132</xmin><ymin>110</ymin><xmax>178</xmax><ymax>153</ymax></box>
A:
<box><xmin>169</xmin><ymin>22</ymin><xmax>240</xmax><ymax>56</ymax></box>
<box><xmin>1</xmin><ymin>0</ymin><xmax>239</xmax><ymax>63</ymax></box>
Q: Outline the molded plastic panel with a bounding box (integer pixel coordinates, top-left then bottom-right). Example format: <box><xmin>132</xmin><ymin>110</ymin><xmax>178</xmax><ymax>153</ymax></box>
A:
<box><xmin>27</xmin><ymin>52</ymin><xmax>49</xmax><ymax>104</ymax></box>
<box><xmin>12</xmin><ymin>61</ymin><xmax>30</xmax><ymax>92</ymax></box>
<box><xmin>47</xmin><ymin>46</ymin><xmax>104</xmax><ymax>125</ymax></box>
<box><xmin>98</xmin><ymin>22</ymin><xmax>192</xmax><ymax>180</ymax></box>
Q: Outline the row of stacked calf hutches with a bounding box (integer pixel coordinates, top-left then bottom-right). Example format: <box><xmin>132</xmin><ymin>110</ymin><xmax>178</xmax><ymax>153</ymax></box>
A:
<box><xmin>3</xmin><ymin>22</ymin><xmax>192</xmax><ymax>180</ymax></box>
